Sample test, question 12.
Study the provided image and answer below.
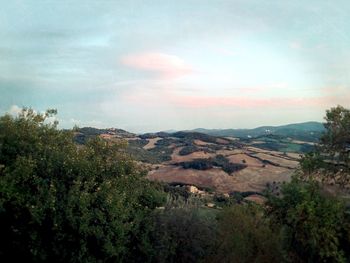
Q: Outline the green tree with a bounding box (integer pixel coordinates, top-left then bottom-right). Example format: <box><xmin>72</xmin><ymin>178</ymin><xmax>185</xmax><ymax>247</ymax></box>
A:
<box><xmin>0</xmin><ymin>109</ymin><xmax>165</xmax><ymax>262</ymax></box>
<box><xmin>267</xmin><ymin>179</ymin><xmax>348</xmax><ymax>262</ymax></box>
<box><xmin>208</xmin><ymin>204</ymin><xmax>284</xmax><ymax>263</ymax></box>
<box><xmin>300</xmin><ymin>105</ymin><xmax>350</xmax><ymax>187</ymax></box>
<box><xmin>151</xmin><ymin>207</ymin><xmax>216</xmax><ymax>263</ymax></box>
<box><xmin>320</xmin><ymin>105</ymin><xmax>350</xmax><ymax>186</ymax></box>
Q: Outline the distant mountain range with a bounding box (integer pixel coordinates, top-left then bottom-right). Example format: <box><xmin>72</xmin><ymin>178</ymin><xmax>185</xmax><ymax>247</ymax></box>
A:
<box><xmin>187</xmin><ymin>122</ymin><xmax>324</xmax><ymax>142</ymax></box>
<box><xmin>76</xmin><ymin>121</ymin><xmax>325</xmax><ymax>144</ymax></box>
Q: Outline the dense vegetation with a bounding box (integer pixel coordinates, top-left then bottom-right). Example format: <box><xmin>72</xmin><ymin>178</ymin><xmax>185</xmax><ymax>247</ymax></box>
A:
<box><xmin>1</xmin><ymin>107</ymin><xmax>350</xmax><ymax>262</ymax></box>
<box><xmin>0</xmin><ymin>109</ymin><xmax>166</xmax><ymax>262</ymax></box>
<box><xmin>178</xmin><ymin>155</ymin><xmax>247</xmax><ymax>174</ymax></box>
<box><xmin>126</xmin><ymin>139</ymin><xmax>173</xmax><ymax>164</ymax></box>
<box><xmin>299</xmin><ymin>105</ymin><xmax>350</xmax><ymax>187</ymax></box>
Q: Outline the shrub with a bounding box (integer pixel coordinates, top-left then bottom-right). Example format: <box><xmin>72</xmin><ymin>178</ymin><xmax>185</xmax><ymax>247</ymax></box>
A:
<box><xmin>179</xmin><ymin>145</ymin><xmax>199</xmax><ymax>156</ymax></box>
<box><xmin>151</xmin><ymin>208</ymin><xmax>216</xmax><ymax>263</ymax></box>
<box><xmin>267</xmin><ymin>179</ymin><xmax>349</xmax><ymax>262</ymax></box>
<box><xmin>0</xmin><ymin>109</ymin><xmax>166</xmax><ymax>262</ymax></box>
<box><xmin>208</xmin><ymin>204</ymin><xmax>284</xmax><ymax>263</ymax></box>
<box><xmin>179</xmin><ymin>159</ymin><xmax>213</xmax><ymax>170</ymax></box>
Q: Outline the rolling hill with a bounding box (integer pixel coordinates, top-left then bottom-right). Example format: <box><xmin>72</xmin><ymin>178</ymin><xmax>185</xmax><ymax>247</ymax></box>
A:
<box><xmin>190</xmin><ymin>121</ymin><xmax>324</xmax><ymax>142</ymax></box>
<box><xmin>74</xmin><ymin>121</ymin><xmax>320</xmax><ymax>195</ymax></box>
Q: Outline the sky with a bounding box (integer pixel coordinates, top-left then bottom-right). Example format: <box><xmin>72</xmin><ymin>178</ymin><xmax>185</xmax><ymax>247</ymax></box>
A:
<box><xmin>1</xmin><ymin>0</ymin><xmax>350</xmax><ymax>133</ymax></box>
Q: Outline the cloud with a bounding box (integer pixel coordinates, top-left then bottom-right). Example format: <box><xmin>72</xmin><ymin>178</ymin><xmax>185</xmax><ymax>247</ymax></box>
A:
<box><xmin>121</xmin><ymin>90</ymin><xmax>348</xmax><ymax>110</ymax></box>
<box><xmin>7</xmin><ymin>105</ymin><xmax>22</xmax><ymax>116</ymax></box>
<box><xmin>121</xmin><ymin>52</ymin><xmax>193</xmax><ymax>78</ymax></box>
<box><xmin>168</xmin><ymin>94</ymin><xmax>350</xmax><ymax>109</ymax></box>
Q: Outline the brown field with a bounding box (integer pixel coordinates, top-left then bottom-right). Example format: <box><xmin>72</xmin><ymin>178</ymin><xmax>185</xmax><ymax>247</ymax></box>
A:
<box><xmin>244</xmin><ymin>194</ymin><xmax>266</xmax><ymax>205</ymax></box>
<box><xmin>216</xmin><ymin>138</ymin><xmax>230</xmax><ymax>144</ymax></box>
<box><xmin>143</xmin><ymin>137</ymin><xmax>162</xmax><ymax>150</ymax></box>
<box><xmin>226</xmin><ymin>153</ymin><xmax>263</xmax><ymax>167</ymax></box>
<box><xmin>193</xmin><ymin>139</ymin><xmax>214</xmax><ymax>146</ymax></box>
<box><xmin>286</xmin><ymin>152</ymin><xmax>302</xmax><ymax>159</ymax></box>
<box><xmin>245</xmin><ymin>146</ymin><xmax>270</xmax><ymax>153</ymax></box>
<box><xmin>135</xmin><ymin>132</ymin><xmax>306</xmax><ymax>194</ymax></box>
<box><xmin>216</xmin><ymin>149</ymin><xmax>244</xmax><ymax>156</ymax></box>
<box><xmin>167</xmin><ymin>146</ymin><xmax>215</xmax><ymax>163</ymax></box>
<box><xmin>224</xmin><ymin>137</ymin><xmax>239</xmax><ymax>141</ymax></box>
<box><xmin>126</xmin><ymin>137</ymin><xmax>141</xmax><ymax>141</ymax></box>
<box><xmin>252</xmin><ymin>152</ymin><xmax>299</xmax><ymax>168</ymax></box>
<box><xmin>148</xmin><ymin>164</ymin><xmax>292</xmax><ymax>193</ymax></box>
<box><xmin>100</xmin><ymin>133</ymin><xmax>114</xmax><ymax>139</ymax></box>
<box><xmin>291</xmin><ymin>139</ymin><xmax>315</xmax><ymax>145</ymax></box>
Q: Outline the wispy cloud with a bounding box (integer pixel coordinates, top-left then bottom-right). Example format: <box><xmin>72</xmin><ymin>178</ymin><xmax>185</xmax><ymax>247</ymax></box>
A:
<box><xmin>121</xmin><ymin>91</ymin><xmax>349</xmax><ymax>110</ymax></box>
<box><xmin>170</xmin><ymin>94</ymin><xmax>350</xmax><ymax>109</ymax></box>
<box><xmin>121</xmin><ymin>52</ymin><xmax>193</xmax><ymax>78</ymax></box>
<box><xmin>7</xmin><ymin>105</ymin><xmax>22</xmax><ymax>116</ymax></box>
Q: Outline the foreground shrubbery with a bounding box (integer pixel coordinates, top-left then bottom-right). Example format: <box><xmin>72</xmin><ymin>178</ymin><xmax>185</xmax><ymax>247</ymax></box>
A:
<box><xmin>1</xmin><ymin>108</ymin><xmax>350</xmax><ymax>262</ymax></box>
<box><xmin>0</xmin><ymin>109</ymin><xmax>165</xmax><ymax>262</ymax></box>
<box><xmin>267</xmin><ymin>179</ymin><xmax>350</xmax><ymax>262</ymax></box>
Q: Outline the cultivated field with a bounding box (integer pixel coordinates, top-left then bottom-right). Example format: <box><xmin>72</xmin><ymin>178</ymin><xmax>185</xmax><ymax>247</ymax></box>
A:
<box><xmin>88</xmin><ymin>129</ymin><xmax>312</xmax><ymax>195</ymax></box>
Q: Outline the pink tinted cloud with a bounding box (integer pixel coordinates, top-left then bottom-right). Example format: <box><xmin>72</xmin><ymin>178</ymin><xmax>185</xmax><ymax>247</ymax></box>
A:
<box><xmin>167</xmin><ymin>95</ymin><xmax>344</xmax><ymax>109</ymax></box>
<box><xmin>121</xmin><ymin>52</ymin><xmax>193</xmax><ymax>78</ymax></box>
<box><xmin>122</xmin><ymin>91</ymin><xmax>343</xmax><ymax>109</ymax></box>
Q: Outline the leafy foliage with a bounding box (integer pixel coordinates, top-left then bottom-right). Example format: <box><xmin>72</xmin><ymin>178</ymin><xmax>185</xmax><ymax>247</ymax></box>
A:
<box><xmin>267</xmin><ymin>179</ymin><xmax>349</xmax><ymax>262</ymax></box>
<box><xmin>151</xmin><ymin>208</ymin><xmax>216</xmax><ymax>263</ymax></box>
<box><xmin>0</xmin><ymin>109</ymin><xmax>165</xmax><ymax>262</ymax></box>
<box><xmin>126</xmin><ymin>140</ymin><xmax>173</xmax><ymax>164</ymax></box>
<box><xmin>179</xmin><ymin>159</ymin><xmax>213</xmax><ymax>170</ymax></box>
<box><xmin>178</xmin><ymin>145</ymin><xmax>200</xmax><ymax>156</ymax></box>
<box><xmin>209</xmin><ymin>204</ymin><xmax>284</xmax><ymax>263</ymax></box>
<box><xmin>178</xmin><ymin>155</ymin><xmax>247</xmax><ymax>174</ymax></box>
<box><xmin>299</xmin><ymin>105</ymin><xmax>350</xmax><ymax>187</ymax></box>
<box><xmin>212</xmin><ymin>154</ymin><xmax>247</xmax><ymax>174</ymax></box>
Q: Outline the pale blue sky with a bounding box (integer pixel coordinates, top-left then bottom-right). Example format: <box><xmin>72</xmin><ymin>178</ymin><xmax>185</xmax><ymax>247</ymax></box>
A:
<box><xmin>1</xmin><ymin>0</ymin><xmax>350</xmax><ymax>132</ymax></box>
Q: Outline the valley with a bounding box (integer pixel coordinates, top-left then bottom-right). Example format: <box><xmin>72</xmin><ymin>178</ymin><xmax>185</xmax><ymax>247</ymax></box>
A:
<box><xmin>75</xmin><ymin>122</ymin><xmax>321</xmax><ymax>195</ymax></box>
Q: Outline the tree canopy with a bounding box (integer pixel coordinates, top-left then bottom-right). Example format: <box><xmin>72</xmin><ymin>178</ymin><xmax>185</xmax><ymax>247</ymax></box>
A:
<box><xmin>0</xmin><ymin>109</ymin><xmax>165</xmax><ymax>262</ymax></box>
<box><xmin>299</xmin><ymin>105</ymin><xmax>350</xmax><ymax>187</ymax></box>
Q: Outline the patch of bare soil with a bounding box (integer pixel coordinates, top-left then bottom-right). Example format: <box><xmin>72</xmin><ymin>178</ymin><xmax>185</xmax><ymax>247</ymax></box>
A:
<box><xmin>216</xmin><ymin>138</ymin><xmax>230</xmax><ymax>144</ymax></box>
<box><xmin>216</xmin><ymin>149</ymin><xmax>244</xmax><ymax>156</ymax></box>
<box><xmin>229</xmin><ymin>166</ymin><xmax>293</xmax><ymax>192</ymax></box>
<box><xmin>148</xmin><ymin>164</ymin><xmax>293</xmax><ymax>194</ymax></box>
<box><xmin>126</xmin><ymin>137</ymin><xmax>141</xmax><ymax>141</ymax></box>
<box><xmin>224</xmin><ymin>137</ymin><xmax>239</xmax><ymax>141</ymax></box>
<box><xmin>244</xmin><ymin>194</ymin><xmax>266</xmax><ymax>205</ymax></box>
<box><xmin>285</xmin><ymin>152</ymin><xmax>302</xmax><ymax>160</ymax></box>
<box><xmin>143</xmin><ymin>137</ymin><xmax>162</xmax><ymax>150</ymax></box>
<box><xmin>226</xmin><ymin>153</ymin><xmax>263</xmax><ymax>167</ymax></box>
<box><xmin>291</xmin><ymin>140</ymin><xmax>315</xmax><ymax>145</ymax></box>
<box><xmin>193</xmin><ymin>139</ymin><xmax>214</xmax><ymax>146</ymax></box>
<box><xmin>100</xmin><ymin>134</ymin><xmax>114</xmax><ymax>139</ymax></box>
<box><xmin>252</xmin><ymin>152</ymin><xmax>299</xmax><ymax>169</ymax></box>
<box><xmin>167</xmin><ymin>146</ymin><xmax>215</xmax><ymax>163</ymax></box>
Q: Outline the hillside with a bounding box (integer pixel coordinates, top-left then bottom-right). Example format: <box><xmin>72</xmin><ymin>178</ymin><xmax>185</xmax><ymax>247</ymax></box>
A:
<box><xmin>191</xmin><ymin>121</ymin><xmax>324</xmax><ymax>142</ymax></box>
<box><xmin>75</xmin><ymin>122</ymin><xmax>319</xmax><ymax>195</ymax></box>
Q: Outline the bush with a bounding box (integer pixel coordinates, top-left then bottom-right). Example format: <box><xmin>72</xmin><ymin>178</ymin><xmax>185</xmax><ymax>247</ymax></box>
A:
<box><xmin>267</xmin><ymin>179</ymin><xmax>349</xmax><ymax>262</ymax></box>
<box><xmin>179</xmin><ymin>159</ymin><xmax>213</xmax><ymax>170</ymax></box>
<box><xmin>212</xmin><ymin>155</ymin><xmax>247</xmax><ymax>174</ymax></box>
<box><xmin>179</xmin><ymin>145</ymin><xmax>199</xmax><ymax>156</ymax></box>
<box><xmin>208</xmin><ymin>204</ymin><xmax>284</xmax><ymax>263</ymax></box>
<box><xmin>151</xmin><ymin>208</ymin><xmax>216</xmax><ymax>263</ymax></box>
<box><xmin>0</xmin><ymin>109</ymin><xmax>166</xmax><ymax>262</ymax></box>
